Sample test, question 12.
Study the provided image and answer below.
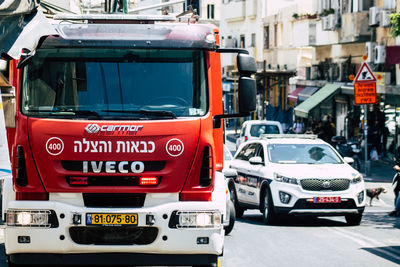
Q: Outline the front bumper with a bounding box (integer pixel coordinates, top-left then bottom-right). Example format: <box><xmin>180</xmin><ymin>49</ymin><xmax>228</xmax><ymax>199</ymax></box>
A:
<box><xmin>9</xmin><ymin>253</ymin><xmax>218</xmax><ymax>266</ymax></box>
<box><xmin>270</xmin><ymin>181</ymin><xmax>366</xmax><ymax>216</ymax></box>
<box><xmin>5</xmin><ymin>193</ymin><xmax>224</xmax><ymax>265</ymax></box>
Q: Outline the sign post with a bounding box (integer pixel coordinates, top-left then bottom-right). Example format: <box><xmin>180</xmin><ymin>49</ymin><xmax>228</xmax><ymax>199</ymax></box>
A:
<box><xmin>353</xmin><ymin>62</ymin><xmax>377</xmax><ymax>176</ymax></box>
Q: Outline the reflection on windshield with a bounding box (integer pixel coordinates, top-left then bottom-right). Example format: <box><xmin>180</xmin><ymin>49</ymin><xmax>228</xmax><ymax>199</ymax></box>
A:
<box><xmin>268</xmin><ymin>144</ymin><xmax>342</xmax><ymax>164</ymax></box>
<box><xmin>22</xmin><ymin>49</ymin><xmax>208</xmax><ymax>119</ymax></box>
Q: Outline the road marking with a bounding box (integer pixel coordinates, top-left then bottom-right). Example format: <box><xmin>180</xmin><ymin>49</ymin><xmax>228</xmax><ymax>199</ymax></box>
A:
<box><xmin>329</xmin><ymin>227</ymin><xmax>400</xmax><ymax>262</ymax></box>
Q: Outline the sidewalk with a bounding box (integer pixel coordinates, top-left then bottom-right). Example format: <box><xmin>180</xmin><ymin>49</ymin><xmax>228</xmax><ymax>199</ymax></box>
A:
<box><xmin>225</xmin><ymin>130</ymin><xmax>395</xmax><ymax>183</ymax></box>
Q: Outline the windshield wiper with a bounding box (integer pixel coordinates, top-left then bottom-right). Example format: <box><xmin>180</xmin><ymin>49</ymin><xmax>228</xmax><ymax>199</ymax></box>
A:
<box><xmin>102</xmin><ymin>109</ymin><xmax>177</xmax><ymax>119</ymax></box>
<box><xmin>26</xmin><ymin>108</ymin><xmax>100</xmax><ymax>118</ymax></box>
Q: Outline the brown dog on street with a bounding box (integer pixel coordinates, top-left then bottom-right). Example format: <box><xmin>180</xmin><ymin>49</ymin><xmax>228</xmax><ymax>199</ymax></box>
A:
<box><xmin>366</xmin><ymin>187</ymin><xmax>387</xmax><ymax>206</ymax></box>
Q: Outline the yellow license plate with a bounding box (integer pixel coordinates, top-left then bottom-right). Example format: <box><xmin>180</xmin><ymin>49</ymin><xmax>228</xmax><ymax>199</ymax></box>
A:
<box><xmin>86</xmin><ymin>213</ymin><xmax>138</xmax><ymax>225</ymax></box>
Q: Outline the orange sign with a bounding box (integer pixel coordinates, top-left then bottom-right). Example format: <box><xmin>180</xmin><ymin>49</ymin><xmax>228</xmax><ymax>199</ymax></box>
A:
<box><xmin>354</xmin><ymin>82</ymin><xmax>377</xmax><ymax>105</ymax></box>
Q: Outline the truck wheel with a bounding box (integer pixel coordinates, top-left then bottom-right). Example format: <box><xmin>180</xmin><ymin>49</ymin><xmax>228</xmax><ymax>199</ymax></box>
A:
<box><xmin>345</xmin><ymin>213</ymin><xmax>363</xmax><ymax>226</ymax></box>
<box><xmin>224</xmin><ymin>200</ymin><xmax>235</xmax><ymax>235</ymax></box>
<box><xmin>262</xmin><ymin>186</ymin><xmax>276</xmax><ymax>225</ymax></box>
<box><xmin>7</xmin><ymin>256</ymin><xmax>38</xmax><ymax>267</ymax></box>
<box><xmin>229</xmin><ymin>185</ymin><xmax>245</xmax><ymax>218</ymax></box>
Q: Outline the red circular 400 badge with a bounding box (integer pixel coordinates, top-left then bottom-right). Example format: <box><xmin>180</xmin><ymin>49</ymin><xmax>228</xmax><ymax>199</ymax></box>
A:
<box><xmin>166</xmin><ymin>138</ymin><xmax>184</xmax><ymax>157</ymax></box>
<box><xmin>46</xmin><ymin>137</ymin><xmax>64</xmax><ymax>156</ymax></box>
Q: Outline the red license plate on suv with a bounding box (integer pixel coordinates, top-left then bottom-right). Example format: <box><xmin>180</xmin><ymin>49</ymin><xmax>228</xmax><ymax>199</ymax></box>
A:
<box><xmin>314</xmin><ymin>197</ymin><xmax>341</xmax><ymax>203</ymax></box>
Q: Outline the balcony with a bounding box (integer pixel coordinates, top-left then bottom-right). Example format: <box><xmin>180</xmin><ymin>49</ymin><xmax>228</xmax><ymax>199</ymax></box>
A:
<box><xmin>340</xmin><ymin>11</ymin><xmax>371</xmax><ymax>43</ymax></box>
<box><xmin>223</xmin><ymin>0</ymin><xmax>245</xmax><ymax>22</ymax></box>
<box><xmin>293</xmin><ymin>19</ymin><xmax>317</xmax><ymax>47</ymax></box>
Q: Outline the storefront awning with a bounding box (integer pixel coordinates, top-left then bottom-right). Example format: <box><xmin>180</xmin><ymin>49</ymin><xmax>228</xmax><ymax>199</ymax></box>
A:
<box><xmin>386</xmin><ymin>46</ymin><xmax>400</xmax><ymax>66</ymax></box>
<box><xmin>298</xmin><ymin>86</ymin><xmax>319</xmax><ymax>101</ymax></box>
<box><xmin>287</xmin><ymin>86</ymin><xmax>305</xmax><ymax>102</ymax></box>
<box><xmin>294</xmin><ymin>84</ymin><xmax>341</xmax><ymax>118</ymax></box>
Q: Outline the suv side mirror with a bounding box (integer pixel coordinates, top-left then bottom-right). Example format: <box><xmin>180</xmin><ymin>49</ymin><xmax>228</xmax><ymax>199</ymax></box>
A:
<box><xmin>249</xmin><ymin>156</ymin><xmax>263</xmax><ymax>165</ymax></box>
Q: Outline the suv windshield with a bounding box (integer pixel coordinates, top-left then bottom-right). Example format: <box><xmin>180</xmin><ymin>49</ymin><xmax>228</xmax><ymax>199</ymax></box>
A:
<box><xmin>21</xmin><ymin>48</ymin><xmax>208</xmax><ymax>119</ymax></box>
<box><xmin>267</xmin><ymin>144</ymin><xmax>342</xmax><ymax>164</ymax></box>
<box><xmin>250</xmin><ymin>124</ymin><xmax>280</xmax><ymax>137</ymax></box>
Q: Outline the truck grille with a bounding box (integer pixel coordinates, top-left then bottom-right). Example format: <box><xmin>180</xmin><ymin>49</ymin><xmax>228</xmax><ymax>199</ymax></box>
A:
<box><xmin>69</xmin><ymin>226</ymin><xmax>158</xmax><ymax>245</ymax></box>
<box><xmin>300</xmin><ymin>178</ymin><xmax>350</xmax><ymax>191</ymax></box>
<box><xmin>83</xmin><ymin>193</ymin><xmax>145</xmax><ymax>207</ymax></box>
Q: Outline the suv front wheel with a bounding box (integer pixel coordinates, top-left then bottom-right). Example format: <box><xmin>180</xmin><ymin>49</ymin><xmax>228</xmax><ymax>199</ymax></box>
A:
<box><xmin>345</xmin><ymin>213</ymin><xmax>363</xmax><ymax>226</ymax></box>
<box><xmin>262</xmin><ymin>186</ymin><xmax>277</xmax><ymax>225</ymax></box>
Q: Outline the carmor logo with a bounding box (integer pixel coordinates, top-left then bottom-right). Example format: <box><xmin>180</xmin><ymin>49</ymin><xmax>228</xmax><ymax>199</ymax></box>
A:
<box><xmin>85</xmin><ymin>124</ymin><xmax>101</xmax><ymax>133</ymax></box>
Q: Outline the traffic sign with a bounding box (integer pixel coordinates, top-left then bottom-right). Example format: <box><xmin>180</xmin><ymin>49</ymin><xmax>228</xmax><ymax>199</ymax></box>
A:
<box><xmin>354</xmin><ymin>62</ymin><xmax>377</xmax><ymax>83</ymax></box>
<box><xmin>354</xmin><ymin>82</ymin><xmax>377</xmax><ymax>105</ymax></box>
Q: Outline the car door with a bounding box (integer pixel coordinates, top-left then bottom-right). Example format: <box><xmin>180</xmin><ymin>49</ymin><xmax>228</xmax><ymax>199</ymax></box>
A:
<box><xmin>245</xmin><ymin>143</ymin><xmax>266</xmax><ymax>206</ymax></box>
<box><xmin>231</xmin><ymin>143</ymin><xmax>256</xmax><ymax>204</ymax></box>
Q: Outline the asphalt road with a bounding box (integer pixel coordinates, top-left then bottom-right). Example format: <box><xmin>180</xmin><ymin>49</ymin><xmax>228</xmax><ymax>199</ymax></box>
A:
<box><xmin>220</xmin><ymin>181</ymin><xmax>400</xmax><ymax>267</ymax></box>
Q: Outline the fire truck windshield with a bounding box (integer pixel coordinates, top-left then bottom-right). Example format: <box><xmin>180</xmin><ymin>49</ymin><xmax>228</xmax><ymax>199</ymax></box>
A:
<box><xmin>21</xmin><ymin>48</ymin><xmax>208</xmax><ymax>119</ymax></box>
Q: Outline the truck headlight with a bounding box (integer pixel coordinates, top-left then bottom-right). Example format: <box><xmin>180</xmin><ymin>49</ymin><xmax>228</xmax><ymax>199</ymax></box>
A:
<box><xmin>351</xmin><ymin>173</ymin><xmax>363</xmax><ymax>184</ymax></box>
<box><xmin>274</xmin><ymin>173</ymin><xmax>298</xmax><ymax>184</ymax></box>
<box><xmin>7</xmin><ymin>210</ymin><xmax>58</xmax><ymax>228</ymax></box>
<box><xmin>173</xmin><ymin>211</ymin><xmax>221</xmax><ymax>229</ymax></box>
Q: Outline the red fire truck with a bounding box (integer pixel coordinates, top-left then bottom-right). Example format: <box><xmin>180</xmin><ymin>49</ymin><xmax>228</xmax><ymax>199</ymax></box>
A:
<box><xmin>2</xmin><ymin>13</ymin><xmax>256</xmax><ymax>266</ymax></box>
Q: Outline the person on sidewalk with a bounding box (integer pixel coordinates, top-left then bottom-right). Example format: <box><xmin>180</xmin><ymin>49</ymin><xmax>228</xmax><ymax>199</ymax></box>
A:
<box><xmin>389</xmin><ymin>160</ymin><xmax>400</xmax><ymax>217</ymax></box>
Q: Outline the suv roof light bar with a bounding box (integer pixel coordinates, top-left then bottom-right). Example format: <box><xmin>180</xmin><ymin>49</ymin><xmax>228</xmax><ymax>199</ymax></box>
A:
<box><xmin>260</xmin><ymin>134</ymin><xmax>318</xmax><ymax>139</ymax></box>
<box><xmin>53</xmin><ymin>13</ymin><xmax>177</xmax><ymax>23</ymax></box>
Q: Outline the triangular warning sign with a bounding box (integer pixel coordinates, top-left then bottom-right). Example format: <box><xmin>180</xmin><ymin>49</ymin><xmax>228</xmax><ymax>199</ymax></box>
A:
<box><xmin>354</xmin><ymin>62</ymin><xmax>377</xmax><ymax>83</ymax></box>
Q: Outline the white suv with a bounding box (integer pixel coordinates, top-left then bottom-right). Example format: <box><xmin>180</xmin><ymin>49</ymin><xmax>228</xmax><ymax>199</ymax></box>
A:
<box><xmin>229</xmin><ymin>134</ymin><xmax>366</xmax><ymax>225</ymax></box>
<box><xmin>236</xmin><ymin>120</ymin><xmax>283</xmax><ymax>149</ymax></box>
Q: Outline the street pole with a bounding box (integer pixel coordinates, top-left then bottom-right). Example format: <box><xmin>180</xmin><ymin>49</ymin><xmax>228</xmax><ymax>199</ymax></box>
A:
<box><xmin>364</xmin><ymin>104</ymin><xmax>370</xmax><ymax>176</ymax></box>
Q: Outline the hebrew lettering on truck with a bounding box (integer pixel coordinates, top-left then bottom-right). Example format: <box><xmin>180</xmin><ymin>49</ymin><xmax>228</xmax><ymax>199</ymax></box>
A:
<box><xmin>1</xmin><ymin>6</ymin><xmax>256</xmax><ymax>267</ymax></box>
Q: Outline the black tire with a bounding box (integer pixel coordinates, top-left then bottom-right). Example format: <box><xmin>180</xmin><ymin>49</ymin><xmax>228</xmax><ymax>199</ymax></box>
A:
<box><xmin>229</xmin><ymin>185</ymin><xmax>245</xmax><ymax>218</ymax></box>
<box><xmin>224</xmin><ymin>200</ymin><xmax>235</xmax><ymax>235</ymax></box>
<box><xmin>345</xmin><ymin>213</ymin><xmax>363</xmax><ymax>226</ymax></box>
<box><xmin>262</xmin><ymin>186</ymin><xmax>277</xmax><ymax>225</ymax></box>
<box><xmin>7</xmin><ymin>256</ymin><xmax>38</xmax><ymax>267</ymax></box>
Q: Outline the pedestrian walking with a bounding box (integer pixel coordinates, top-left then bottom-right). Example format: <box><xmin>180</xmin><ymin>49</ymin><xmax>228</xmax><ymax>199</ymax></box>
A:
<box><xmin>389</xmin><ymin>158</ymin><xmax>400</xmax><ymax>217</ymax></box>
<box><xmin>293</xmin><ymin>118</ymin><xmax>305</xmax><ymax>134</ymax></box>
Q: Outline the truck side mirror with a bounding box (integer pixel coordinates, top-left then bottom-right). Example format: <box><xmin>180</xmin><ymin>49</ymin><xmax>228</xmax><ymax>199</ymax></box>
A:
<box><xmin>238</xmin><ymin>77</ymin><xmax>256</xmax><ymax>114</ymax></box>
<box><xmin>237</xmin><ymin>53</ymin><xmax>257</xmax><ymax>76</ymax></box>
<box><xmin>237</xmin><ymin>53</ymin><xmax>256</xmax><ymax>114</ymax></box>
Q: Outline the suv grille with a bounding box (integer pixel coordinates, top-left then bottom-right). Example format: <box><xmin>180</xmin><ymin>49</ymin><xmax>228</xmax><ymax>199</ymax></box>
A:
<box><xmin>300</xmin><ymin>178</ymin><xmax>350</xmax><ymax>191</ymax></box>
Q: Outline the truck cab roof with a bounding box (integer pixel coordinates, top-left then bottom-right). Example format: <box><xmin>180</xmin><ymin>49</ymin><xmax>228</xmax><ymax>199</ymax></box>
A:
<box><xmin>42</xmin><ymin>22</ymin><xmax>217</xmax><ymax>50</ymax></box>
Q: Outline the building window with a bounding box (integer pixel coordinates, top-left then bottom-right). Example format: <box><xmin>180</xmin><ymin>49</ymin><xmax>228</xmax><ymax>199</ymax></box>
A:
<box><xmin>264</xmin><ymin>26</ymin><xmax>269</xmax><ymax>49</ymax></box>
<box><xmin>274</xmin><ymin>24</ymin><xmax>278</xmax><ymax>47</ymax></box>
<box><xmin>207</xmin><ymin>4</ymin><xmax>215</xmax><ymax>19</ymax></box>
<box><xmin>240</xmin><ymin>34</ymin><xmax>245</xmax><ymax>48</ymax></box>
<box><xmin>251</xmin><ymin>33</ymin><xmax>256</xmax><ymax>47</ymax></box>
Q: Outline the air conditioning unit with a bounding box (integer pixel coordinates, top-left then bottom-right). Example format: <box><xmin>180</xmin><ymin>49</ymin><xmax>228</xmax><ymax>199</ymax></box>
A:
<box><xmin>328</xmin><ymin>13</ymin><xmax>341</xmax><ymax>30</ymax></box>
<box><xmin>322</xmin><ymin>16</ymin><xmax>330</xmax><ymax>31</ymax></box>
<box><xmin>380</xmin><ymin>10</ymin><xmax>391</xmax><ymax>27</ymax></box>
<box><xmin>310</xmin><ymin>65</ymin><xmax>320</xmax><ymax>80</ymax></box>
<box><xmin>369</xmin><ymin>6</ymin><xmax>382</xmax><ymax>26</ymax></box>
<box><xmin>374</xmin><ymin>45</ymin><xmax>386</xmax><ymax>64</ymax></box>
<box><xmin>365</xmin><ymin>42</ymin><xmax>377</xmax><ymax>63</ymax></box>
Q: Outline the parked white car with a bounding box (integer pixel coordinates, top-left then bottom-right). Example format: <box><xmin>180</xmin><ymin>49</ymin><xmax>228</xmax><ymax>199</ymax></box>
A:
<box><xmin>235</xmin><ymin>120</ymin><xmax>283</xmax><ymax>149</ymax></box>
<box><xmin>229</xmin><ymin>134</ymin><xmax>366</xmax><ymax>225</ymax></box>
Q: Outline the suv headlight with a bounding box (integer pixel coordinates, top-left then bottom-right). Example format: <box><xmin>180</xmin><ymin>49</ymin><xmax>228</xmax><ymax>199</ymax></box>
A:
<box><xmin>351</xmin><ymin>173</ymin><xmax>363</xmax><ymax>184</ymax></box>
<box><xmin>274</xmin><ymin>173</ymin><xmax>298</xmax><ymax>185</ymax></box>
